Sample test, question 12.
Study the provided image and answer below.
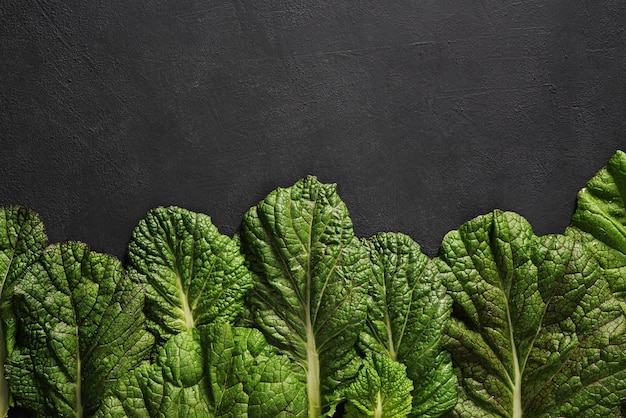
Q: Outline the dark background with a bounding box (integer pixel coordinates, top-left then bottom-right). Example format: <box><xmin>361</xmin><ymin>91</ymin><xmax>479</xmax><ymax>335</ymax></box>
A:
<box><xmin>1</xmin><ymin>1</ymin><xmax>625</xmax><ymax>260</ymax></box>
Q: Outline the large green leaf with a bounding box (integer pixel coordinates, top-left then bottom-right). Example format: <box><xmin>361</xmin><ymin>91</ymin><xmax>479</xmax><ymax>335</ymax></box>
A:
<box><xmin>0</xmin><ymin>207</ymin><xmax>47</xmax><ymax>417</ymax></box>
<box><xmin>361</xmin><ymin>233</ymin><xmax>456</xmax><ymax>417</ymax></box>
<box><xmin>97</xmin><ymin>324</ymin><xmax>307</xmax><ymax>417</ymax></box>
<box><xmin>6</xmin><ymin>242</ymin><xmax>154</xmax><ymax>417</ymax></box>
<box><xmin>127</xmin><ymin>206</ymin><xmax>253</xmax><ymax>343</ymax></box>
<box><xmin>568</xmin><ymin>150</ymin><xmax>626</xmax><ymax>296</ymax></box>
<box><xmin>441</xmin><ymin>210</ymin><xmax>626</xmax><ymax>417</ymax></box>
<box><xmin>241</xmin><ymin>176</ymin><xmax>371</xmax><ymax>417</ymax></box>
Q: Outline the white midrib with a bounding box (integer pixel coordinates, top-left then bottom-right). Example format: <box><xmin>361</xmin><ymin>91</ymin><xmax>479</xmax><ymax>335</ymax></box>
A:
<box><xmin>382</xmin><ymin>280</ymin><xmax>397</xmax><ymax>362</ymax></box>
<box><xmin>374</xmin><ymin>390</ymin><xmax>383</xmax><ymax>418</ymax></box>
<box><xmin>385</xmin><ymin>310</ymin><xmax>397</xmax><ymax>362</ymax></box>
<box><xmin>305</xmin><ymin>315</ymin><xmax>321</xmax><ymax>418</ymax></box>
<box><xmin>176</xmin><ymin>271</ymin><xmax>195</xmax><ymax>329</ymax></box>
<box><xmin>305</xmin><ymin>201</ymin><xmax>321</xmax><ymax>418</ymax></box>
<box><xmin>506</xmin><ymin>305</ymin><xmax>522</xmax><ymax>418</ymax></box>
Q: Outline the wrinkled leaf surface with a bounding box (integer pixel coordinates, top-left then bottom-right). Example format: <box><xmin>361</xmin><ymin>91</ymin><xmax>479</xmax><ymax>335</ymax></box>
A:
<box><xmin>441</xmin><ymin>210</ymin><xmax>626</xmax><ymax>417</ymax></box>
<box><xmin>241</xmin><ymin>176</ymin><xmax>371</xmax><ymax>417</ymax></box>
<box><xmin>127</xmin><ymin>206</ymin><xmax>252</xmax><ymax>342</ymax></box>
<box><xmin>7</xmin><ymin>242</ymin><xmax>154</xmax><ymax>417</ymax></box>
<box><xmin>362</xmin><ymin>232</ymin><xmax>456</xmax><ymax>417</ymax></box>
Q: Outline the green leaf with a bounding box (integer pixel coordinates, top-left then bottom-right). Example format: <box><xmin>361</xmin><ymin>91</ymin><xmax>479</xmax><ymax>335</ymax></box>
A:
<box><xmin>97</xmin><ymin>324</ymin><xmax>307</xmax><ymax>417</ymax></box>
<box><xmin>206</xmin><ymin>323</ymin><xmax>307</xmax><ymax>417</ymax></box>
<box><xmin>361</xmin><ymin>233</ymin><xmax>456</xmax><ymax>417</ymax></box>
<box><xmin>441</xmin><ymin>210</ymin><xmax>626</xmax><ymax>417</ymax></box>
<box><xmin>0</xmin><ymin>207</ymin><xmax>47</xmax><ymax>417</ymax></box>
<box><xmin>97</xmin><ymin>329</ymin><xmax>213</xmax><ymax>418</ymax></box>
<box><xmin>127</xmin><ymin>206</ymin><xmax>253</xmax><ymax>342</ymax></box>
<box><xmin>6</xmin><ymin>242</ymin><xmax>154</xmax><ymax>417</ymax></box>
<box><xmin>344</xmin><ymin>353</ymin><xmax>413</xmax><ymax>418</ymax></box>
<box><xmin>241</xmin><ymin>176</ymin><xmax>371</xmax><ymax>417</ymax></box>
<box><xmin>570</xmin><ymin>150</ymin><xmax>626</xmax><ymax>256</ymax></box>
<box><xmin>568</xmin><ymin>150</ymin><xmax>626</xmax><ymax>297</ymax></box>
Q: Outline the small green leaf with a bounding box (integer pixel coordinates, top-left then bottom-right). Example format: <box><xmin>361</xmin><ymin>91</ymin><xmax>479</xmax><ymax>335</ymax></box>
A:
<box><xmin>127</xmin><ymin>206</ymin><xmax>253</xmax><ymax>342</ymax></box>
<box><xmin>7</xmin><ymin>242</ymin><xmax>154</xmax><ymax>417</ymax></box>
<box><xmin>241</xmin><ymin>176</ymin><xmax>371</xmax><ymax>417</ymax></box>
<box><xmin>344</xmin><ymin>353</ymin><xmax>413</xmax><ymax>418</ymax></box>
<box><xmin>441</xmin><ymin>210</ymin><xmax>626</xmax><ymax>417</ymax></box>
<box><xmin>362</xmin><ymin>233</ymin><xmax>456</xmax><ymax>417</ymax></box>
<box><xmin>0</xmin><ymin>206</ymin><xmax>47</xmax><ymax>417</ymax></box>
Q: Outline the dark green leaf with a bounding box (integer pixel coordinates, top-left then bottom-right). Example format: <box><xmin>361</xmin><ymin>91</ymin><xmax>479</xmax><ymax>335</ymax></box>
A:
<box><xmin>0</xmin><ymin>207</ymin><xmax>47</xmax><ymax>417</ymax></box>
<box><xmin>127</xmin><ymin>206</ymin><xmax>253</xmax><ymax>342</ymax></box>
<box><xmin>362</xmin><ymin>233</ymin><xmax>456</xmax><ymax>416</ymax></box>
<box><xmin>241</xmin><ymin>176</ymin><xmax>371</xmax><ymax>417</ymax></box>
<box><xmin>441</xmin><ymin>210</ymin><xmax>626</xmax><ymax>417</ymax></box>
<box><xmin>7</xmin><ymin>242</ymin><xmax>154</xmax><ymax>417</ymax></box>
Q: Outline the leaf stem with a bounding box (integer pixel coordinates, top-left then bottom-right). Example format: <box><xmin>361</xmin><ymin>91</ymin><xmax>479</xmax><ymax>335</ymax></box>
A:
<box><xmin>175</xmin><ymin>271</ymin><xmax>195</xmax><ymax>329</ymax></box>
<box><xmin>0</xmin><ymin>320</ymin><xmax>7</xmax><ymax>418</ymax></box>
<box><xmin>507</xmin><ymin>307</ymin><xmax>522</xmax><ymax>418</ymax></box>
<box><xmin>306</xmin><ymin>315</ymin><xmax>321</xmax><ymax>418</ymax></box>
<box><xmin>305</xmin><ymin>197</ymin><xmax>321</xmax><ymax>417</ymax></box>
<box><xmin>374</xmin><ymin>390</ymin><xmax>383</xmax><ymax>418</ymax></box>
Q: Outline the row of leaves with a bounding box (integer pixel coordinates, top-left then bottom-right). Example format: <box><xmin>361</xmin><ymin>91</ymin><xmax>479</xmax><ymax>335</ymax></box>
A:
<box><xmin>0</xmin><ymin>150</ymin><xmax>625</xmax><ymax>417</ymax></box>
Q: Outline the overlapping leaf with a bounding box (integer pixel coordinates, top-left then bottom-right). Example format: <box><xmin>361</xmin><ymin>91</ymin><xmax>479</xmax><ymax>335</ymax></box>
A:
<box><xmin>127</xmin><ymin>206</ymin><xmax>253</xmax><ymax>343</ymax></box>
<box><xmin>6</xmin><ymin>242</ymin><xmax>154</xmax><ymax>417</ymax></box>
<box><xmin>568</xmin><ymin>150</ymin><xmax>626</xmax><ymax>297</ymax></box>
<box><xmin>0</xmin><ymin>207</ymin><xmax>47</xmax><ymax>417</ymax></box>
<box><xmin>241</xmin><ymin>176</ymin><xmax>371</xmax><ymax>417</ymax></box>
<box><xmin>361</xmin><ymin>233</ymin><xmax>456</xmax><ymax>417</ymax></box>
<box><xmin>97</xmin><ymin>323</ymin><xmax>307</xmax><ymax>417</ymax></box>
<box><xmin>344</xmin><ymin>353</ymin><xmax>413</xmax><ymax>418</ymax></box>
<box><xmin>441</xmin><ymin>210</ymin><xmax>626</xmax><ymax>417</ymax></box>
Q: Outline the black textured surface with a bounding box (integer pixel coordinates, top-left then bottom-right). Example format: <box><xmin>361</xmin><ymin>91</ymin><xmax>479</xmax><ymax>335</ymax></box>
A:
<box><xmin>1</xmin><ymin>1</ymin><xmax>625</xmax><ymax>261</ymax></box>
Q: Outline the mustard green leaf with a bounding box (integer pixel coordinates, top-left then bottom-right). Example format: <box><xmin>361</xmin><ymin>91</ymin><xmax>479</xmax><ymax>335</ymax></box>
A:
<box><xmin>0</xmin><ymin>206</ymin><xmax>47</xmax><ymax>417</ymax></box>
<box><xmin>441</xmin><ymin>210</ymin><xmax>626</xmax><ymax>417</ymax></box>
<box><xmin>568</xmin><ymin>150</ymin><xmax>626</xmax><ymax>297</ymax></box>
<box><xmin>127</xmin><ymin>206</ymin><xmax>253</xmax><ymax>342</ymax></box>
<box><xmin>205</xmin><ymin>323</ymin><xmax>307</xmax><ymax>417</ymax></box>
<box><xmin>570</xmin><ymin>150</ymin><xmax>626</xmax><ymax>256</ymax></box>
<box><xmin>362</xmin><ymin>233</ymin><xmax>456</xmax><ymax>417</ymax></box>
<box><xmin>241</xmin><ymin>176</ymin><xmax>371</xmax><ymax>417</ymax></box>
<box><xmin>6</xmin><ymin>242</ymin><xmax>154</xmax><ymax>417</ymax></box>
<box><xmin>97</xmin><ymin>324</ymin><xmax>307</xmax><ymax>418</ymax></box>
<box><xmin>344</xmin><ymin>352</ymin><xmax>413</xmax><ymax>418</ymax></box>
<box><xmin>96</xmin><ymin>329</ymin><xmax>213</xmax><ymax>418</ymax></box>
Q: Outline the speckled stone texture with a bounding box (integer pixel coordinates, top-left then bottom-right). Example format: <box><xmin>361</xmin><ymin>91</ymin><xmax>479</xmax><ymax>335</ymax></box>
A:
<box><xmin>1</xmin><ymin>1</ymin><xmax>625</xmax><ymax>261</ymax></box>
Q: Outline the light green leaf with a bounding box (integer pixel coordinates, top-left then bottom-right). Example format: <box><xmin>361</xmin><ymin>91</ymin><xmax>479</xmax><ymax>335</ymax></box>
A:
<box><xmin>362</xmin><ymin>233</ymin><xmax>456</xmax><ymax>417</ymax></box>
<box><xmin>127</xmin><ymin>206</ymin><xmax>253</xmax><ymax>342</ymax></box>
<box><xmin>0</xmin><ymin>206</ymin><xmax>47</xmax><ymax>417</ymax></box>
<box><xmin>241</xmin><ymin>176</ymin><xmax>371</xmax><ymax>417</ymax></box>
<box><xmin>441</xmin><ymin>210</ymin><xmax>626</xmax><ymax>417</ymax></box>
<box><xmin>344</xmin><ymin>353</ymin><xmax>413</xmax><ymax>418</ymax></box>
<box><xmin>6</xmin><ymin>242</ymin><xmax>154</xmax><ymax>417</ymax></box>
<box><xmin>568</xmin><ymin>150</ymin><xmax>626</xmax><ymax>297</ymax></box>
<box><xmin>98</xmin><ymin>324</ymin><xmax>307</xmax><ymax>418</ymax></box>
